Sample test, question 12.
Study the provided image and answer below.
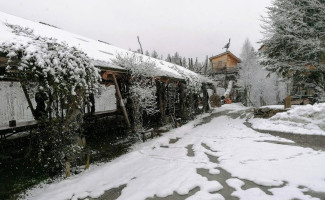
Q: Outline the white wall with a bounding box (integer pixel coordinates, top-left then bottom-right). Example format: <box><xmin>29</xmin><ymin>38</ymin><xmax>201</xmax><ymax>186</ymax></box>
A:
<box><xmin>0</xmin><ymin>82</ymin><xmax>117</xmax><ymax>127</ymax></box>
<box><xmin>94</xmin><ymin>85</ymin><xmax>117</xmax><ymax>112</ymax></box>
<box><xmin>0</xmin><ymin>81</ymin><xmax>35</xmax><ymax>126</ymax></box>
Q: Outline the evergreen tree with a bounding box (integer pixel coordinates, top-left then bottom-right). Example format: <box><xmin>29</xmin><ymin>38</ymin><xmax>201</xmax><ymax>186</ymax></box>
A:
<box><xmin>203</xmin><ymin>55</ymin><xmax>209</xmax><ymax>75</ymax></box>
<box><xmin>189</xmin><ymin>58</ymin><xmax>194</xmax><ymax>71</ymax></box>
<box><xmin>145</xmin><ymin>50</ymin><xmax>150</xmax><ymax>56</ymax></box>
<box><xmin>194</xmin><ymin>57</ymin><xmax>202</xmax><ymax>73</ymax></box>
<box><xmin>166</xmin><ymin>54</ymin><xmax>172</xmax><ymax>62</ymax></box>
<box><xmin>182</xmin><ymin>57</ymin><xmax>187</xmax><ymax>68</ymax></box>
<box><xmin>151</xmin><ymin>50</ymin><xmax>159</xmax><ymax>58</ymax></box>
<box><xmin>260</xmin><ymin>0</ymin><xmax>325</xmax><ymax>93</ymax></box>
<box><xmin>172</xmin><ymin>52</ymin><xmax>181</xmax><ymax>65</ymax></box>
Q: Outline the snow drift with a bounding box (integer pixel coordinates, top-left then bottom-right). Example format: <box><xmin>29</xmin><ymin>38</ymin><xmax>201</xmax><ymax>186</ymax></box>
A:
<box><xmin>250</xmin><ymin>103</ymin><xmax>325</xmax><ymax>135</ymax></box>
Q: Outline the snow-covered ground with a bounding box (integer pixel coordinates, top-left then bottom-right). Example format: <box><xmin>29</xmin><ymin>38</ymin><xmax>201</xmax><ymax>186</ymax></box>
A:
<box><xmin>23</xmin><ymin>104</ymin><xmax>325</xmax><ymax>200</ymax></box>
<box><xmin>251</xmin><ymin>103</ymin><xmax>325</xmax><ymax>136</ymax></box>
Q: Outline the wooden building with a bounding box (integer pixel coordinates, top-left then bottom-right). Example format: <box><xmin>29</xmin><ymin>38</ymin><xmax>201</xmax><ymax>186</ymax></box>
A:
<box><xmin>0</xmin><ymin>14</ymin><xmax>219</xmax><ymax>195</ymax></box>
<box><xmin>209</xmin><ymin>51</ymin><xmax>241</xmax><ymax>73</ymax></box>
<box><xmin>0</xmin><ymin>11</ymin><xmax>215</xmax><ymax>139</ymax></box>
<box><xmin>209</xmin><ymin>51</ymin><xmax>241</xmax><ymax>101</ymax></box>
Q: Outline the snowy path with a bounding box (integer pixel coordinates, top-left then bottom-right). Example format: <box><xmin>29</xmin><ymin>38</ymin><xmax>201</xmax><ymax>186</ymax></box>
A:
<box><xmin>24</xmin><ymin>104</ymin><xmax>325</xmax><ymax>200</ymax></box>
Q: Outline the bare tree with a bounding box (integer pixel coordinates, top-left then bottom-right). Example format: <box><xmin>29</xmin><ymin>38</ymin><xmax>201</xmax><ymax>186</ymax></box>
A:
<box><xmin>137</xmin><ymin>36</ymin><xmax>143</xmax><ymax>54</ymax></box>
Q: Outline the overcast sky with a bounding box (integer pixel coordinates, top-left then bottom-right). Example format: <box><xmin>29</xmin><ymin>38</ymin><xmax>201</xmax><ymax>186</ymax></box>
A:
<box><xmin>0</xmin><ymin>0</ymin><xmax>271</xmax><ymax>61</ymax></box>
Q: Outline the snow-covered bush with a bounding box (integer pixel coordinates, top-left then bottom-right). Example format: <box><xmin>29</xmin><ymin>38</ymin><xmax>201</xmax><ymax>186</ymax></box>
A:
<box><xmin>0</xmin><ymin>23</ymin><xmax>101</xmax><ymax>172</ymax></box>
<box><xmin>0</xmin><ymin>24</ymin><xmax>100</xmax><ymax>112</ymax></box>
<box><xmin>113</xmin><ymin>54</ymin><xmax>159</xmax><ymax>130</ymax></box>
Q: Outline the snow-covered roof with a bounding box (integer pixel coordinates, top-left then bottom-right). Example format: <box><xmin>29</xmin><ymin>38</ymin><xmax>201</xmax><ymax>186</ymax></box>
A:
<box><xmin>0</xmin><ymin>12</ymin><xmax>190</xmax><ymax>80</ymax></box>
<box><xmin>209</xmin><ymin>51</ymin><xmax>241</xmax><ymax>63</ymax></box>
<box><xmin>91</xmin><ymin>59</ymin><xmax>125</xmax><ymax>72</ymax></box>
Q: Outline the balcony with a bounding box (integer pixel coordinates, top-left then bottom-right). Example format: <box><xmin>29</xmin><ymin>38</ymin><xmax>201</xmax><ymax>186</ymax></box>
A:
<box><xmin>212</xmin><ymin>67</ymin><xmax>238</xmax><ymax>74</ymax></box>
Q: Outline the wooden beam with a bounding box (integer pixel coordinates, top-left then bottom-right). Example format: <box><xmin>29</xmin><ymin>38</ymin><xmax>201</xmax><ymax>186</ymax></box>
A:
<box><xmin>101</xmin><ymin>70</ymin><xmax>125</xmax><ymax>80</ymax></box>
<box><xmin>65</xmin><ymin>160</ymin><xmax>70</xmax><ymax>178</ymax></box>
<box><xmin>0</xmin><ymin>56</ymin><xmax>20</xmax><ymax>66</ymax></box>
<box><xmin>0</xmin><ymin>77</ymin><xmax>20</xmax><ymax>82</ymax></box>
<box><xmin>112</xmin><ymin>74</ymin><xmax>131</xmax><ymax>128</ymax></box>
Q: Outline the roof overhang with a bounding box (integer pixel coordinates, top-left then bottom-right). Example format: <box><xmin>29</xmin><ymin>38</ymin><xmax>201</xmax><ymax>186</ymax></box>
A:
<box><xmin>209</xmin><ymin>51</ymin><xmax>241</xmax><ymax>63</ymax></box>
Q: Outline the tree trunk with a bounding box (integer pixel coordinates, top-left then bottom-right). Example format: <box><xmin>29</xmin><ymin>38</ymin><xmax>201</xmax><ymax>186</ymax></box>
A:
<box><xmin>201</xmin><ymin>83</ymin><xmax>210</xmax><ymax>112</ymax></box>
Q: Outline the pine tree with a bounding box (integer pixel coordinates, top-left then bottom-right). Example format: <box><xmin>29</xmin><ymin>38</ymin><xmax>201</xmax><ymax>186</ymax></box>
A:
<box><xmin>172</xmin><ymin>52</ymin><xmax>181</xmax><ymax>65</ymax></box>
<box><xmin>189</xmin><ymin>58</ymin><xmax>194</xmax><ymax>71</ymax></box>
<box><xmin>203</xmin><ymin>55</ymin><xmax>209</xmax><ymax>75</ymax></box>
<box><xmin>151</xmin><ymin>50</ymin><xmax>159</xmax><ymax>58</ymax></box>
<box><xmin>182</xmin><ymin>57</ymin><xmax>187</xmax><ymax>68</ymax></box>
<box><xmin>194</xmin><ymin>57</ymin><xmax>202</xmax><ymax>73</ymax></box>
<box><xmin>260</xmin><ymin>0</ymin><xmax>325</xmax><ymax>94</ymax></box>
<box><xmin>166</xmin><ymin>54</ymin><xmax>172</xmax><ymax>62</ymax></box>
<box><xmin>145</xmin><ymin>50</ymin><xmax>150</xmax><ymax>56</ymax></box>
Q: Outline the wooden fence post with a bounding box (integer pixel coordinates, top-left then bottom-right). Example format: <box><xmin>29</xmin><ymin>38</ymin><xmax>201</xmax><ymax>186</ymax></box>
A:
<box><xmin>65</xmin><ymin>159</ymin><xmax>70</xmax><ymax>178</ymax></box>
<box><xmin>284</xmin><ymin>96</ymin><xmax>292</xmax><ymax>109</ymax></box>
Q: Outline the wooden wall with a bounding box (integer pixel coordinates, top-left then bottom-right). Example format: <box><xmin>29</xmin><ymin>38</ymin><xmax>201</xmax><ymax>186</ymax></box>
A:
<box><xmin>0</xmin><ymin>81</ymin><xmax>35</xmax><ymax>126</ymax></box>
<box><xmin>211</xmin><ymin>54</ymin><xmax>227</xmax><ymax>71</ymax></box>
<box><xmin>226</xmin><ymin>55</ymin><xmax>239</xmax><ymax>68</ymax></box>
<box><xmin>211</xmin><ymin>53</ymin><xmax>239</xmax><ymax>72</ymax></box>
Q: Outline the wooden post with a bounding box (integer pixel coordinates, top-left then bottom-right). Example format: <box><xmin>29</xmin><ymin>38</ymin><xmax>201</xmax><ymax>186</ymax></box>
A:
<box><xmin>190</xmin><ymin>93</ymin><xmax>194</xmax><ymax>119</ymax></box>
<box><xmin>112</xmin><ymin>74</ymin><xmax>131</xmax><ymax>127</ymax></box>
<box><xmin>157</xmin><ymin>80</ymin><xmax>167</xmax><ymax>124</ymax></box>
<box><xmin>85</xmin><ymin>153</ymin><xmax>90</xmax><ymax>170</ymax></box>
<box><xmin>284</xmin><ymin>96</ymin><xmax>292</xmax><ymax>109</ymax></box>
<box><xmin>141</xmin><ymin>132</ymin><xmax>146</xmax><ymax>142</ymax></box>
<box><xmin>151</xmin><ymin>130</ymin><xmax>154</xmax><ymax>139</ymax></box>
<box><xmin>65</xmin><ymin>160</ymin><xmax>70</xmax><ymax>178</ymax></box>
<box><xmin>179</xmin><ymin>82</ymin><xmax>186</xmax><ymax>118</ymax></box>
